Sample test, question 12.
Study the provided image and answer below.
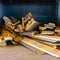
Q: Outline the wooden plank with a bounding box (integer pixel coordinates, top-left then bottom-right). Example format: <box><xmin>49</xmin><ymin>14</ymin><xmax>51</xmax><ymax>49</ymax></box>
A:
<box><xmin>20</xmin><ymin>32</ymin><xmax>60</xmax><ymax>47</ymax></box>
<box><xmin>21</xmin><ymin>37</ymin><xmax>60</xmax><ymax>57</ymax></box>
<box><xmin>17</xmin><ymin>25</ymin><xmax>23</xmax><ymax>33</ymax></box>
<box><xmin>22</xmin><ymin>32</ymin><xmax>60</xmax><ymax>42</ymax></box>
<box><xmin>20</xmin><ymin>40</ymin><xmax>45</xmax><ymax>54</ymax></box>
<box><xmin>22</xmin><ymin>17</ymin><xmax>25</xmax><ymax>30</ymax></box>
<box><xmin>23</xmin><ymin>12</ymin><xmax>33</xmax><ymax>24</ymax></box>
<box><xmin>25</xmin><ymin>18</ymin><xmax>40</xmax><ymax>31</ymax></box>
<box><xmin>4</xmin><ymin>26</ymin><xmax>17</xmax><ymax>36</ymax></box>
<box><xmin>41</xmin><ymin>31</ymin><xmax>55</xmax><ymax>35</ymax></box>
<box><xmin>34</xmin><ymin>35</ymin><xmax>60</xmax><ymax>42</ymax></box>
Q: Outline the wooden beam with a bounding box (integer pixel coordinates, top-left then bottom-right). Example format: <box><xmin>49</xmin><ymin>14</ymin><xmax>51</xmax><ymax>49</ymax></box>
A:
<box><xmin>21</xmin><ymin>37</ymin><xmax>60</xmax><ymax>58</ymax></box>
<box><xmin>22</xmin><ymin>32</ymin><xmax>60</xmax><ymax>42</ymax></box>
<box><xmin>25</xmin><ymin>18</ymin><xmax>40</xmax><ymax>31</ymax></box>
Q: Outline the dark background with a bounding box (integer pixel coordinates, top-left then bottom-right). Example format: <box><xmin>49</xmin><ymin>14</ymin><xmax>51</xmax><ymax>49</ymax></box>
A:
<box><xmin>0</xmin><ymin>0</ymin><xmax>59</xmax><ymax>25</ymax></box>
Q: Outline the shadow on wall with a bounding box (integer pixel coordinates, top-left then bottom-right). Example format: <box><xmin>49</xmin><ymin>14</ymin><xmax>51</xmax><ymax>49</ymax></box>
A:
<box><xmin>58</xmin><ymin>1</ymin><xmax>60</xmax><ymax>25</ymax></box>
<box><xmin>3</xmin><ymin>4</ymin><xmax>23</xmax><ymax>18</ymax></box>
<box><xmin>0</xmin><ymin>3</ymin><xmax>4</xmax><ymax>18</ymax></box>
<box><xmin>3</xmin><ymin>4</ymin><xmax>57</xmax><ymax>24</ymax></box>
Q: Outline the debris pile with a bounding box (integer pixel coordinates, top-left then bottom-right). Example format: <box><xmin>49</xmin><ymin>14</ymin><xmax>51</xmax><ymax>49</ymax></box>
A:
<box><xmin>0</xmin><ymin>12</ymin><xmax>60</xmax><ymax>47</ymax></box>
<box><xmin>39</xmin><ymin>23</ymin><xmax>56</xmax><ymax>35</ymax></box>
<box><xmin>0</xmin><ymin>12</ymin><xmax>60</xmax><ymax>57</ymax></box>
